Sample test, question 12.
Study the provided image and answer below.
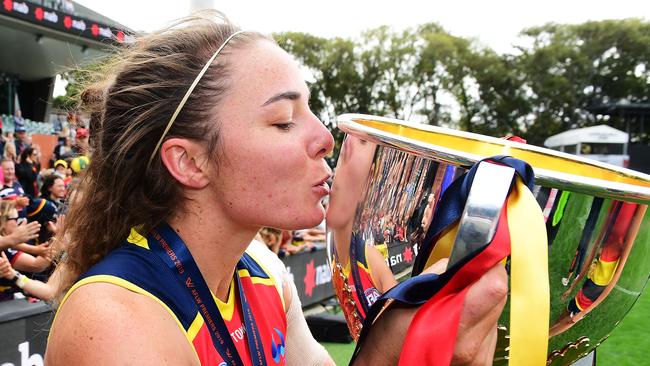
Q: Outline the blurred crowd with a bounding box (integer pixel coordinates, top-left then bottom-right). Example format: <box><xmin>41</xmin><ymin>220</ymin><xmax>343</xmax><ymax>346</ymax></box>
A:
<box><xmin>0</xmin><ymin>110</ymin><xmax>90</xmax><ymax>303</ymax></box>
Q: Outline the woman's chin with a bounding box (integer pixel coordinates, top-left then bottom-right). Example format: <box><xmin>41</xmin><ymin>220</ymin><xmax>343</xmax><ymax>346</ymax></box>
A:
<box><xmin>281</xmin><ymin>208</ymin><xmax>325</xmax><ymax>231</ymax></box>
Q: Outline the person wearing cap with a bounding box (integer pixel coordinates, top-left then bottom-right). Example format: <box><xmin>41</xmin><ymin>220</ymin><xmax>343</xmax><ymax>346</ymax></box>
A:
<box><xmin>53</xmin><ymin>160</ymin><xmax>67</xmax><ymax>180</ymax></box>
<box><xmin>14</xmin><ymin>124</ymin><xmax>29</xmax><ymax>158</ymax></box>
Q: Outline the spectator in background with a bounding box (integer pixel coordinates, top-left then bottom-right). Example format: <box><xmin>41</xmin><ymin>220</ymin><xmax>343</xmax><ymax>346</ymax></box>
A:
<box><xmin>53</xmin><ymin>136</ymin><xmax>73</xmax><ymax>161</ymax></box>
<box><xmin>14</xmin><ymin>125</ymin><xmax>28</xmax><ymax>158</ymax></box>
<box><xmin>40</xmin><ymin>174</ymin><xmax>66</xmax><ymax>211</ymax></box>
<box><xmin>3</xmin><ymin>138</ymin><xmax>17</xmax><ymax>162</ymax></box>
<box><xmin>53</xmin><ymin>160</ymin><xmax>67</xmax><ymax>180</ymax></box>
<box><xmin>2</xmin><ymin>159</ymin><xmax>25</xmax><ymax>196</ymax></box>
<box><xmin>13</xmin><ymin>110</ymin><xmax>25</xmax><ymax>132</ymax></box>
<box><xmin>16</xmin><ymin>147</ymin><xmax>39</xmax><ymax>198</ymax></box>
<box><xmin>0</xmin><ymin>188</ymin><xmax>46</xmax><ymax>258</ymax></box>
<box><xmin>0</xmin><ymin>200</ymin><xmax>52</xmax><ymax>301</ymax></box>
<box><xmin>256</xmin><ymin>227</ymin><xmax>283</xmax><ymax>254</ymax></box>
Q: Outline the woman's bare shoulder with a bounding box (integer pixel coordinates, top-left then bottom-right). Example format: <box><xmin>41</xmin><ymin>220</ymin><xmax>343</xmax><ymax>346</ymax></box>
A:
<box><xmin>46</xmin><ymin>282</ymin><xmax>197</xmax><ymax>366</ymax></box>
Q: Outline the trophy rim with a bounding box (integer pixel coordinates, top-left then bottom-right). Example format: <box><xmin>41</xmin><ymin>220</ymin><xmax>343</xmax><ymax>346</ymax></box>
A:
<box><xmin>336</xmin><ymin>113</ymin><xmax>650</xmax><ymax>204</ymax></box>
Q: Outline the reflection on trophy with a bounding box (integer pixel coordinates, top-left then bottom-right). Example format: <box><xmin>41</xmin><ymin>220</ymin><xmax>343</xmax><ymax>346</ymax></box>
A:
<box><xmin>326</xmin><ymin>114</ymin><xmax>650</xmax><ymax>365</ymax></box>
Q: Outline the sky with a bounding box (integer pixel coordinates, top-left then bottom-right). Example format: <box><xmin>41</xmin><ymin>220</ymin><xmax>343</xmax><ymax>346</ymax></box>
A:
<box><xmin>75</xmin><ymin>0</ymin><xmax>650</xmax><ymax>53</ymax></box>
<box><xmin>55</xmin><ymin>0</ymin><xmax>648</xmax><ymax>96</ymax></box>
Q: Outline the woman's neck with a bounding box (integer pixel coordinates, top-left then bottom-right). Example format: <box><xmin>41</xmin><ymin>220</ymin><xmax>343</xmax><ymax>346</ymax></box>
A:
<box><xmin>167</xmin><ymin>209</ymin><xmax>257</xmax><ymax>302</ymax></box>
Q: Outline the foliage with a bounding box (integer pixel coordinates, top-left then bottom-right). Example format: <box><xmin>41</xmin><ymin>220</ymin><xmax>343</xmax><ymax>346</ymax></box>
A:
<box><xmin>56</xmin><ymin>20</ymin><xmax>650</xmax><ymax>161</ymax></box>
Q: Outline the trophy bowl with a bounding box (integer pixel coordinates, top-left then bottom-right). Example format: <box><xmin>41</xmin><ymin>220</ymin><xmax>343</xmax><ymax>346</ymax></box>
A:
<box><xmin>326</xmin><ymin>114</ymin><xmax>650</xmax><ymax>365</ymax></box>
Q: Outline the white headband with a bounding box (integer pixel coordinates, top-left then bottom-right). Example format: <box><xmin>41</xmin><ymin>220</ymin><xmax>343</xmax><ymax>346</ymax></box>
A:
<box><xmin>147</xmin><ymin>30</ymin><xmax>246</xmax><ymax>168</ymax></box>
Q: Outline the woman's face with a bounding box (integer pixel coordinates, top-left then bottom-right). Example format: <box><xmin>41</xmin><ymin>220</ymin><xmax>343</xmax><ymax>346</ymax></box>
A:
<box><xmin>3</xmin><ymin>208</ymin><xmax>18</xmax><ymax>235</ymax></box>
<box><xmin>206</xmin><ymin>40</ymin><xmax>334</xmax><ymax>231</ymax></box>
<box><xmin>49</xmin><ymin>178</ymin><xmax>66</xmax><ymax>199</ymax></box>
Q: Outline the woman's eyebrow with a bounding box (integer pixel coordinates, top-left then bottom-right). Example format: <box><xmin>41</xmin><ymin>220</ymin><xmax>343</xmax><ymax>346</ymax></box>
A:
<box><xmin>261</xmin><ymin>91</ymin><xmax>302</xmax><ymax>107</ymax></box>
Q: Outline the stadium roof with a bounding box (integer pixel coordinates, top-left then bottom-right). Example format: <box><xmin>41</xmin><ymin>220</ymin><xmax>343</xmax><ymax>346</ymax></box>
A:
<box><xmin>0</xmin><ymin>1</ymin><xmax>135</xmax><ymax>81</ymax></box>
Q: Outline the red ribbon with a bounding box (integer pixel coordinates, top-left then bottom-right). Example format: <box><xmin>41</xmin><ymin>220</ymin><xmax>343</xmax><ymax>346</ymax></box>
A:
<box><xmin>398</xmin><ymin>207</ymin><xmax>511</xmax><ymax>365</ymax></box>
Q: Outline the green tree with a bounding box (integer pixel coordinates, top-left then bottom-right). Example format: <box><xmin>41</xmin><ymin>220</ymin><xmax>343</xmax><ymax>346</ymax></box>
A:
<box><xmin>518</xmin><ymin>19</ymin><xmax>650</xmax><ymax>144</ymax></box>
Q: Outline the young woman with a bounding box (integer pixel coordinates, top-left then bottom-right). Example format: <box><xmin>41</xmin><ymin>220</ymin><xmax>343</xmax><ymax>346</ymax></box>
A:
<box><xmin>15</xmin><ymin>147</ymin><xmax>39</xmax><ymax>198</ymax></box>
<box><xmin>40</xmin><ymin>174</ymin><xmax>66</xmax><ymax>211</ymax></box>
<box><xmin>0</xmin><ymin>200</ymin><xmax>52</xmax><ymax>300</ymax></box>
<box><xmin>46</xmin><ymin>11</ymin><xmax>506</xmax><ymax>366</ymax></box>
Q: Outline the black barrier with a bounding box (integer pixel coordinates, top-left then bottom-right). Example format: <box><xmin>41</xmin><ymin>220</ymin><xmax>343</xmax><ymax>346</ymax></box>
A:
<box><xmin>0</xmin><ymin>299</ymin><xmax>52</xmax><ymax>366</ymax></box>
<box><xmin>281</xmin><ymin>245</ymin><xmax>334</xmax><ymax>307</ymax></box>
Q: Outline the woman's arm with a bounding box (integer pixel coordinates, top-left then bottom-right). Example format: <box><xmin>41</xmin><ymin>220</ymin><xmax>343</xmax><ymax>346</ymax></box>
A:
<box><xmin>12</xmin><ymin>251</ymin><xmax>51</xmax><ymax>273</ymax></box>
<box><xmin>13</xmin><ymin>242</ymin><xmax>50</xmax><ymax>257</ymax></box>
<box><xmin>0</xmin><ymin>221</ymin><xmax>41</xmax><ymax>250</ymax></box>
<box><xmin>46</xmin><ymin>282</ymin><xmax>197</xmax><ymax>365</ymax></box>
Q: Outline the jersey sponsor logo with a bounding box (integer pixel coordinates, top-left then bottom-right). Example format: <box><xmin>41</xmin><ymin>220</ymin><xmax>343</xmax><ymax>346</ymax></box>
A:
<box><xmin>364</xmin><ymin>287</ymin><xmax>381</xmax><ymax>306</ymax></box>
<box><xmin>229</xmin><ymin>324</ymin><xmax>246</xmax><ymax>343</ymax></box>
<box><xmin>270</xmin><ymin>328</ymin><xmax>286</xmax><ymax>364</ymax></box>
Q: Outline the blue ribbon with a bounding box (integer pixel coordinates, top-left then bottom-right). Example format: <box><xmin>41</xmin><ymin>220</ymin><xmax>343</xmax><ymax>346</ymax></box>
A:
<box><xmin>148</xmin><ymin>223</ymin><xmax>267</xmax><ymax>366</ymax></box>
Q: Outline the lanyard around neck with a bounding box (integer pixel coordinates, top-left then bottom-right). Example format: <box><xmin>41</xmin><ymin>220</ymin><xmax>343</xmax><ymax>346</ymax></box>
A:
<box><xmin>148</xmin><ymin>224</ymin><xmax>268</xmax><ymax>366</ymax></box>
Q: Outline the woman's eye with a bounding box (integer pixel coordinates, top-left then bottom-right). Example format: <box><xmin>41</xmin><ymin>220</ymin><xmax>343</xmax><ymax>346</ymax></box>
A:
<box><xmin>274</xmin><ymin>122</ymin><xmax>295</xmax><ymax>131</ymax></box>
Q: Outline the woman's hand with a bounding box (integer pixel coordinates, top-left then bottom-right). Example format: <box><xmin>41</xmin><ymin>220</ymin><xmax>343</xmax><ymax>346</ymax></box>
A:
<box><xmin>0</xmin><ymin>252</ymin><xmax>17</xmax><ymax>280</ymax></box>
<box><xmin>33</xmin><ymin>242</ymin><xmax>52</xmax><ymax>258</ymax></box>
<box><xmin>6</xmin><ymin>221</ymin><xmax>41</xmax><ymax>245</ymax></box>
<box><xmin>354</xmin><ymin>260</ymin><xmax>508</xmax><ymax>366</ymax></box>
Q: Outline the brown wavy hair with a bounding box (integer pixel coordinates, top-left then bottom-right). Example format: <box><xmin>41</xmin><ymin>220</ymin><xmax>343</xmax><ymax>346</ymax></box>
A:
<box><xmin>0</xmin><ymin>200</ymin><xmax>16</xmax><ymax>234</ymax></box>
<box><xmin>54</xmin><ymin>11</ymin><xmax>270</xmax><ymax>303</ymax></box>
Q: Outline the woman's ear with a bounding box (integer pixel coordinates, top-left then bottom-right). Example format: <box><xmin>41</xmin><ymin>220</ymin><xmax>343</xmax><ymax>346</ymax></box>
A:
<box><xmin>160</xmin><ymin>138</ymin><xmax>211</xmax><ymax>189</ymax></box>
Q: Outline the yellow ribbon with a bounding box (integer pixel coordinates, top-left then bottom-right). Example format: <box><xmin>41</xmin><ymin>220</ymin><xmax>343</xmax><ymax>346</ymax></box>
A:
<box><xmin>420</xmin><ymin>174</ymin><xmax>550</xmax><ymax>364</ymax></box>
<box><xmin>508</xmin><ymin>178</ymin><xmax>550</xmax><ymax>365</ymax></box>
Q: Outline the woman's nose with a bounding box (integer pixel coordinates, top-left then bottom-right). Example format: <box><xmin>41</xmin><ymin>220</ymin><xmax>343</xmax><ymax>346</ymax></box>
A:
<box><xmin>309</xmin><ymin>114</ymin><xmax>335</xmax><ymax>159</ymax></box>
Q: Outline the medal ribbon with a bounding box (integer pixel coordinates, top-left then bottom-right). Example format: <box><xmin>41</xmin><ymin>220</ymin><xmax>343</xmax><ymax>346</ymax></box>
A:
<box><xmin>148</xmin><ymin>223</ymin><xmax>267</xmax><ymax>366</ymax></box>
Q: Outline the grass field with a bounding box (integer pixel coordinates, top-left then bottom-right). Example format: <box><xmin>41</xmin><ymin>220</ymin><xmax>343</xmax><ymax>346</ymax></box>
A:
<box><xmin>597</xmin><ymin>286</ymin><xmax>650</xmax><ymax>365</ymax></box>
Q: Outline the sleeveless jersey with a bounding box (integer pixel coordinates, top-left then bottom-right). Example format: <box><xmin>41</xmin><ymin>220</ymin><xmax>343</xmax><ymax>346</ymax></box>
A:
<box><xmin>332</xmin><ymin>233</ymin><xmax>381</xmax><ymax>319</ymax></box>
<box><xmin>57</xmin><ymin>227</ymin><xmax>287</xmax><ymax>366</ymax></box>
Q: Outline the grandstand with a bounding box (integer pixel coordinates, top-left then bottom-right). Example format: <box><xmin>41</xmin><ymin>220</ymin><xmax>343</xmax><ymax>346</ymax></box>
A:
<box><xmin>0</xmin><ymin>0</ymin><xmax>132</xmax><ymax>123</ymax></box>
<box><xmin>1</xmin><ymin>114</ymin><xmax>57</xmax><ymax>135</ymax></box>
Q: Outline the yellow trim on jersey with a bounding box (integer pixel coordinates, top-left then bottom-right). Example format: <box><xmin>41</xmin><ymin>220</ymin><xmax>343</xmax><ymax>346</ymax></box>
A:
<box><xmin>237</xmin><ymin>268</ymin><xmax>276</xmax><ymax>287</ymax></box>
<box><xmin>186</xmin><ymin>312</ymin><xmax>205</xmax><ymax>341</ymax></box>
<box><xmin>243</xmin><ymin>248</ymin><xmax>285</xmax><ymax>310</ymax></box>
<box><xmin>51</xmin><ymin>275</ymin><xmax>201</xmax><ymax>364</ymax></box>
<box><xmin>212</xmin><ymin>278</ymin><xmax>236</xmax><ymax>322</ymax></box>
<box><xmin>592</xmin><ymin>258</ymin><xmax>620</xmax><ymax>286</ymax></box>
<box><xmin>27</xmin><ymin>199</ymin><xmax>46</xmax><ymax>217</ymax></box>
<box><xmin>127</xmin><ymin>227</ymin><xmax>149</xmax><ymax>250</ymax></box>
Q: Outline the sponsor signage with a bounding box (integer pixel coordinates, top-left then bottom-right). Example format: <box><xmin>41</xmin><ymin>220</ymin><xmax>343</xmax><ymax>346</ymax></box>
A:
<box><xmin>385</xmin><ymin>240</ymin><xmax>418</xmax><ymax>275</ymax></box>
<box><xmin>282</xmin><ymin>247</ymin><xmax>334</xmax><ymax>307</ymax></box>
<box><xmin>1</xmin><ymin>0</ymin><xmax>134</xmax><ymax>44</ymax></box>
<box><xmin>0</xmin><ymin>300</ymin><xmax>51</xmax><ymax>366</ymax></box>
